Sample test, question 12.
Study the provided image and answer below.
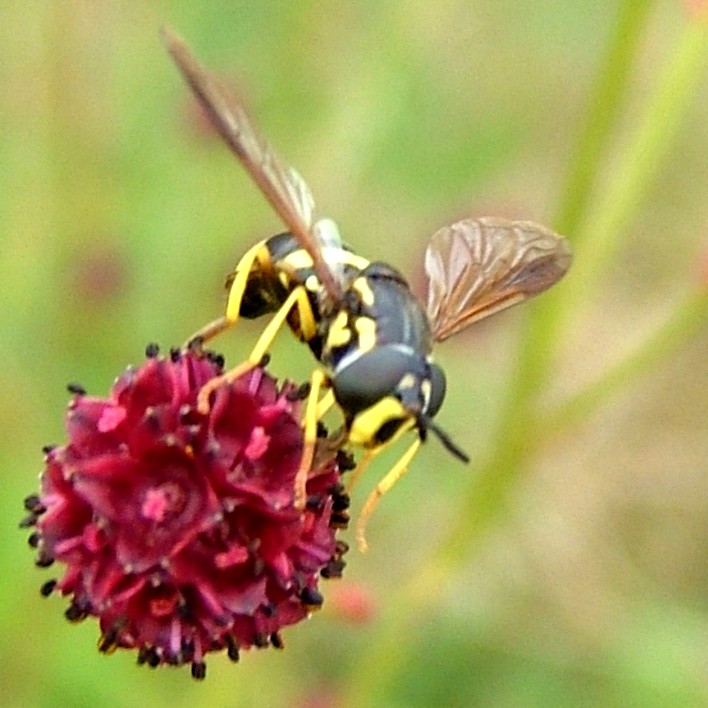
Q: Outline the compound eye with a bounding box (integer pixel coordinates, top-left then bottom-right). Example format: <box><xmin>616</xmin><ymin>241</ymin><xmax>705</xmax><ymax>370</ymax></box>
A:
<box><xmin>426</xmin><ymin>362</ymin><xmax>447</xmax><ymax>417</ymax></box>
<box><xmin>333</xmin><ymin>346</ymin><xmax>414</xmax><ymax>414</ymax></box>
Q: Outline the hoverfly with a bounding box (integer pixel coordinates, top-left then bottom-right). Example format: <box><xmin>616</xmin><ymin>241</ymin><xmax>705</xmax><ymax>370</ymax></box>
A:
<box><xmin>162</xmin><ymin>28</ymin><xmax>572</xmax><ymax>551</ymax></box>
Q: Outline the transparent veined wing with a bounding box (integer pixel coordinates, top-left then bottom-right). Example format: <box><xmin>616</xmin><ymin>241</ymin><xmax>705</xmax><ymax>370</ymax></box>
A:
<box><xmin>162</xmin><ymin>27</ymin><xmax>343</xmax><ymax>302</ymax></box>
<box><xmin>425</xmin><ymin>217</ymin><xmax>572</xmax><ymax>342</ymax></box>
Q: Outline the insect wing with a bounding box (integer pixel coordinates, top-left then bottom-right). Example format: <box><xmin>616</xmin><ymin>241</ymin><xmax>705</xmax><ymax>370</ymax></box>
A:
<box><xmin>162</xmin><ymin>27</ymin><xmax>342</xmax><ymax>301</ymax></box>
<box><xmin>425</xmin><ymin>217</ymin><xmax>572</xmax><ymax>342</ymax></box>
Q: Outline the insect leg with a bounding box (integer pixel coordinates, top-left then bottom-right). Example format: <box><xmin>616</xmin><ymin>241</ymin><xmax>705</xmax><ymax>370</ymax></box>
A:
<box><xmin>224</xmin><ymin>241</ymin><xmax>272</xmax><ymax>324</ymax></box>
<box><xmin>293</xmin><ymin>368</ymin><xmax>330</xmax><ymax>510</ymax></box>
<box><xmin>247</xmin><ymin>285</ymin><xmax>316</xmax><ymax>366</ymax></box>
<box><xmin>184</xmin><ymin>240</ymin><xmax>268</xmax><ymax>349</ymax></box>
<box><xmin>196</xmin><ymin>285</ymin><xmax>314</xmax><ymax>414</ymax></box>
<box><xmin>346</xmin><ymin>450</ymin><xmax>376</xmax><ymax>492</ymax></box>
<box><xmin>356</xmin><ymin>437</ymin><xmax>422</xmax><ymax>553</ymax></box>
<box><xmin>347</xmin><ymin>414</ymin><xmax>416</xmax><ymax>493</ymax></box>
<box><xmin>184</xmin><ymin>315</ymin><xmax>231</xmax><ymax>350</ymax></box>
<box><xmin>316</xmin><ymin>389</ymin><xmax>336</xmax><ymax>419</ymax></box>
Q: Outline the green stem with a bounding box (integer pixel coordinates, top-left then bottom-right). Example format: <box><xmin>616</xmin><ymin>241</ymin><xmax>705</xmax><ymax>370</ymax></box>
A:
<box><xmin>562</xmin><ymin>16</ymin><xmax>708</xmax><ymax>315</ymax></box>
<box><xmin>554</xmin><ymin>0</ymin><xmax>655</xmax><ymax>238</ymax></box>
<box><xmin>541</xmin><ymin>289</ymin><xmax>708</xmax><ymax>437</ymax></box>
<box><xmin>443</xmin><ymin>6</ymin><xmax>708</xmax><ymax>561</ymax></box>
<box><xmin>342</xmin><ymin>6</ymin><xmax>708</xmax><ymax>706</ymax></box>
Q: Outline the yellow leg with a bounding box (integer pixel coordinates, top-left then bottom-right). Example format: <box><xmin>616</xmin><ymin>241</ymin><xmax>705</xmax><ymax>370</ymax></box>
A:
<box><xmin>316</xmin><ymin>389</ymin><xmax>336</xmax><ymax>420</ymax></box>
<box><xmin>186</xmin><ymin>240</ymin><xmax>267</xmax><ymax>349</ymax></box>
<box><xmin>347</xmin><ymin>414</ymin><xmax>415</xmax><ymax>493</ymax></box>
<box><xmin>346</xmin><ymin>449</ymin><xmax>376</xmax><ymax>493</ymax></box>
<box><xmin>224</xmin><ymin>241</ymin><xmax>270</xmax><ymax>323</ymax></box>
<box><xmin>293</xmin><ymin>368</ymin><xmax>329</xmax><ymax>510</ymax></box>
<box><xmin>247</xmin><ymin>286</ymin><xmax>315</xmax><ymax>366</ymax></box>
<box><xmin>356</xmin><ymin>437</ymin><xmax>422</xmax><ymax>553</ymax></box>
<box><xmin>184</xmin><ymin>315</ymin><xmax>231</xmax><ymax>350</ymax></box>
<box><xmin>196</xmin><ymin>359</ymin><xmax>259</xmax><ymax>414</ymax></box>
<box><xmin>196</xmin><ymin>286</ymin><xmax>314</xmax><ymax>414</ymax></box>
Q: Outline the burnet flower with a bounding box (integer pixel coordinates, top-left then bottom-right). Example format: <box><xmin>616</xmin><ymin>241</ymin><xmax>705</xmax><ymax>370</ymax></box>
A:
<box><xmin>22</xmin><ymin>345</ymin><xmax>350</xmax><ymax>679</ymax></box>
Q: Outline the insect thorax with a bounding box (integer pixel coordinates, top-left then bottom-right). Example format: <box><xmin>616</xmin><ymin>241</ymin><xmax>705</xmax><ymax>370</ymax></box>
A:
<box><xmin>322</xmin><ymin>263</ymin><xmax>446</xmax><ymax>446</ymax></box>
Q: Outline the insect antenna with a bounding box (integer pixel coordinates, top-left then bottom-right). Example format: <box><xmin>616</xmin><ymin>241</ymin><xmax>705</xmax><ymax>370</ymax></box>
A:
<box><xmin>417</xmin><ymin>414</ymin><xmax>470</xmax><ymax>463</ymax></box>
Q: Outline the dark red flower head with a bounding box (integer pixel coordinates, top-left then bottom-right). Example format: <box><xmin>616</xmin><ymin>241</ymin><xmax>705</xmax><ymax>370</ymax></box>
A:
<box><xmin>23</xmin><ymin>345</ymin><xmax>349</xmax><ymax>679</ymax></box>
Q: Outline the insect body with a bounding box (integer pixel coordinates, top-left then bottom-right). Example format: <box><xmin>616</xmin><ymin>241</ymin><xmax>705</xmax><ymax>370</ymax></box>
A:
<box><xmin>192</xmin><ymin>226</ymin><xmax>448</xmax><ymax>461</ymax></box>
<box><xmin>227</xmin><ymin>229</ymin><xmax>368</xmax><ymax>357</ymax></box>
<box><xmin>163</xmin><ymin>29</ymin><xmax>572</xmax><ymax>551</ymax></box>
<box><xmin>319</xmin><ymin>260</ymin><xmax>461</xmax><ymax>458</ymax></box>
<box><xmin>234</xmin><ymin>234</ymin><xmax>445</xmax><ymax>439</ymax></box>
<box><xmin>192</xmin><ymin>224</ymin><xmax>464</xmax><ymax>529</ymax></box>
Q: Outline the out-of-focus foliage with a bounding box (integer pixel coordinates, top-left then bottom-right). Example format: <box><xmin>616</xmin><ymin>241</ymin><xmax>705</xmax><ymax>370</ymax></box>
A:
<box><xmin>1</xmin><ymin>2</ymin><xmax>706</xmax><ymax>706</ymax></box>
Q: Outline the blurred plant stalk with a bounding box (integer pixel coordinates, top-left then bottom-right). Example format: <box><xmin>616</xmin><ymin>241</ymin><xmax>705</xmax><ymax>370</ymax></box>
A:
<box><xmin>343</xmin><ymin>2</ymin><xmax>708</xmax><ymax>703</ymax></box>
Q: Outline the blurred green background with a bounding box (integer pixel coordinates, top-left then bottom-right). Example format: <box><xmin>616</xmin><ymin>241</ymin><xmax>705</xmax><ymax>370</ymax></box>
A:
<box><xmin>1</xmin><ymin>2</ymin><xmax>706</xmax><ymax>706</ymax></box>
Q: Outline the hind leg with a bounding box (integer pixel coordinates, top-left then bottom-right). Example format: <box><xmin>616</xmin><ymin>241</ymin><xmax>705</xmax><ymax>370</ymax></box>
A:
<box><xmin>196</xmin><ymin>286</ymin><xmax>314</xmax><ymax>414</ymax></box>
<box><xmin>185</xmin><ymin>240</ymin><xmax>267</xmax><ymax>350</ymax></box>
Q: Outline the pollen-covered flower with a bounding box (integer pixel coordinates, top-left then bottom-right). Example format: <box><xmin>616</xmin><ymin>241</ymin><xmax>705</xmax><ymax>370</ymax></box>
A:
<box><xmin>22</xmin><ymin>345</ymin><xmax>350</xmax><ymax>679</ymax></box>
